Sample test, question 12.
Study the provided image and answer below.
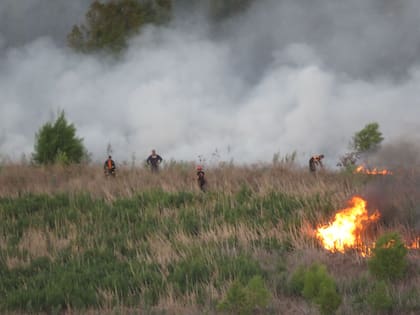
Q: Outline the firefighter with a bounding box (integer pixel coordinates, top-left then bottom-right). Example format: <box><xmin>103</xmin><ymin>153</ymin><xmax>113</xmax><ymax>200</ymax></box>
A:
<box><xmin>146</xmin><ymin>149</ymin><xmax>163</xmax><ymax>172</ymax></box>
<box><xmin>309</xmin><ymin>154</ymin><xmax>324</xmax><ymax>172</ymax></box>
<box><xmin>196</xmin><ymin>165</ymin><xmax>207</xmax><ymax>191</ymax></box>
<box><xmin>104</xmin><ymin>155</ymin><xmax>116</xmax><ymax>177</ymax></box>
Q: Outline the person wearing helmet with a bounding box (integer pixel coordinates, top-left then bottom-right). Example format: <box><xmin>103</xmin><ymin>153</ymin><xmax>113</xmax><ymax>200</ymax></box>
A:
<box><xmin>196</xmin><ymin>165</ymin><xmax>207</xmax><ymax>191</ymax></box>
<box><xmin>147</xmin><ymin>149</ymin><xmax>163</xmax><ymax>172</ymax></box>
<box><xmin>104</xmin><ymin>155</ymin><xmax>116</xmax><ymax>177</ymax></box>
<box><xmin>309</xmin><ymin>154</ymin><xmax>324</xmax><ymax>172</ymax></box>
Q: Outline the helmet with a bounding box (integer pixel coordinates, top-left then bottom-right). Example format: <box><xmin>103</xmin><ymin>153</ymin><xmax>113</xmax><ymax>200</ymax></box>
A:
<box><xmin>197</xmin><ymin>165</ymin><xmax>203</xmax><ymax>171</ymax></box>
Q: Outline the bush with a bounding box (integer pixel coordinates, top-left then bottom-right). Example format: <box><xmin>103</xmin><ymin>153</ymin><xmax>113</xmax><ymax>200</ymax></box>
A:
<box><xmin>217</xmin><ymin>275</ymin><xmax>270</xmax><ymax>315</ymax></box>
<box><xmin>315</xmin><ymin>277</ymin><xmax>342</xmax><ymax>315</ymax></box>
<box><xmin>368</xmin><ymin>232</ymin><xmax>408</xmax><ymax>281</ymax></box>
<box><xmin>289</xmin><ymin>263</ymin><xmax>341</xmax><ymax>315</ymax></box>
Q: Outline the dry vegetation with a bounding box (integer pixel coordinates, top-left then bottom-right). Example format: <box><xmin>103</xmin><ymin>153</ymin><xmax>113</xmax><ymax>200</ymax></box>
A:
<box><xmin>0</xmin><ymin>161</ymin><xmax>418</xmax><ymax>315</ymax></box>
<box><xmin>0</xmin><ymin>162</ymin><xmax>357</xmax><ymax>198</ymax></box>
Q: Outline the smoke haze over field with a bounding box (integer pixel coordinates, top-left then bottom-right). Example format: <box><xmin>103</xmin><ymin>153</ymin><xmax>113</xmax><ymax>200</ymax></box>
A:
<box><xmin>1</xmin><ymin>0</ymin><xmax>420</xmax><ymax>165</ymax></box>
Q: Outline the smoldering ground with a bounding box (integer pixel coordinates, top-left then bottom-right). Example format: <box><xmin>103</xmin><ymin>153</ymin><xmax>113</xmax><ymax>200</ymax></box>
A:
<box><xmin>362</xmin><ymin>141</ymin><xmax>420</xmax><ymax>233</ymax></box>
<box><xmin>0</xmin><ymin>0</ymin><xmax>420</xmax><ymax>165</ymax></box>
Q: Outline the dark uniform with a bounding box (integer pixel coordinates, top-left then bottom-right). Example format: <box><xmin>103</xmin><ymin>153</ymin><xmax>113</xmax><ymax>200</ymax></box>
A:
<box><xmin>104</xmin><ymin>156</ymin><xmax>116</xmax><ymax>176</ymax></box>
<box><xmin>309</xmin><ymin>154</ymin><xmax>324</xmax><ymax>172</ymax></box>
<box><xmin>196</xmin><ymin>167</ymin><xmax>206</xmax><ymax>191</ymax></box>
<box><xmin>147</xmin><ymin>150</ymin><xmax>163</xmax><ymax>172</ymax></box>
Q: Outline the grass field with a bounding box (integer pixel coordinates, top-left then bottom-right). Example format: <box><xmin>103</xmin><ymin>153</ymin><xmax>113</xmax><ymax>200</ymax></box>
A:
<box><xmin>0</xmin><ymin>162</ymin><xmax>418</xmax><ymax>314</ymax></box>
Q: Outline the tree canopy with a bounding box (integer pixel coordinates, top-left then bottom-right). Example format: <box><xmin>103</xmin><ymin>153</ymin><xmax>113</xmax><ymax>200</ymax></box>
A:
<box><xmin>338</xmin><ymin>122</ymin><xmax>384</xmax><ymax>169</ymax></box>
<box><xmin>33</xmin><ymin>112</ymin><xmax>87</xmax><ymax>165</ymax></box>
<box><xmin>67</xmin><ymin>0</ymin><xmax>258</xmax><ymax>53</ymax></box>
<box><xmin>67</xmin><ymin>0</ymin><xmax>172</xmax><ymax>53</ymax></box>
<box><xmin>352</xmin><ymin>122</ymin><xmax>384</xmax><ymax>153</ymax></box>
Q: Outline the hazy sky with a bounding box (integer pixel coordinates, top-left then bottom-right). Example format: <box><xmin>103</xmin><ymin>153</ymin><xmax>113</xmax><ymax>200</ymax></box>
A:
<box><xmin>0</xmin><ymin>0</ymin><xmax>419</xmax><ymax>166</ymax></box>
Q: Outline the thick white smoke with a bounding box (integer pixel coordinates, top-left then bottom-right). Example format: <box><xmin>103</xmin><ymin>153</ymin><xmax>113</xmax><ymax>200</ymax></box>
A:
<box><xmin>1</xmin><ymin>0</ymin><xmax>419</xmax><ymax>166</ymax></box>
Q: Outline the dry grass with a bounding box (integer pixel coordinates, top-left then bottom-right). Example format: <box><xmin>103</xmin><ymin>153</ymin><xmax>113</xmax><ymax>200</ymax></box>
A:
<box><xmin>0</xmin><ymin>162</ymin><xmax>358</xmax><ymax>200</ymax></box>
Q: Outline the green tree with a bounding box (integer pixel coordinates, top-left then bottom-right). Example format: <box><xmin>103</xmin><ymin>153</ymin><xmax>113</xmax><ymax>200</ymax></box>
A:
<box><xmin>338</xmin><ymin>122</ymin><xmax>384</xmax><ymax>169</ymax></box>
<box><xmin>352</xmin><ymin>122</ymin><xmax>384</xmax><ymax>153</ymax></box>
<box><xmin>33</xmin><ymin>112</ymin><xmax>87</xmax><ymax>165</ymax></box>
<box><xmin>67</xmin><ymin>0</ymin><xmax>172</xmax><ymax>53</ymax></box>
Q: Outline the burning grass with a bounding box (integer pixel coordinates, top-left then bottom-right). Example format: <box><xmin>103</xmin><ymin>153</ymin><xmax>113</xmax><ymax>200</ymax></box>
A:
<box><xmin>316</xmin><ymin>196</ymin><xmax>380</xmax><ymax>255</ymax></box>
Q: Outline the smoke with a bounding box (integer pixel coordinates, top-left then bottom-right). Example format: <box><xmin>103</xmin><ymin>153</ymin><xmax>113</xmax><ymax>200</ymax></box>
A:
<box><xmin>361</xmin><ymin>141</ymin><xmax>420</xmax><ymax>232</ymax></box>
<box><xmin>1</xmin><ymin>0</ymin><xmax>420</xmax><ymax>166</ymax></box>
<box><xmin>0</xmin><ymin>0</ymin><xmax>88</xmax><ymax>48</ymax></box>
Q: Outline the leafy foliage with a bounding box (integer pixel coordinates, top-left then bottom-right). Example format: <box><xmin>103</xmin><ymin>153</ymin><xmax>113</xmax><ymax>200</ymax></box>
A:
<box><xmin>368</xmin><ymin>232</ymin><xmax>408</xmax><ymax>281</ymax></box>
<box><xmin>338</xmin><ymin>122</ymin><xmax>384</xmax><ymax>169</ymax></box>
<box><xmin>67</xmin><ymin>0</ymin><xmax>172</xmax><ymax>53</ymax></box>
<box><xmin>32</xmin><ymin>112</ymin><xmax>87</xmax><ymax>165</ymax></box>
<box><xmin>352</xmin><ymin>122</ymin><xmax>384</xmax><ymax>153</ymax></box>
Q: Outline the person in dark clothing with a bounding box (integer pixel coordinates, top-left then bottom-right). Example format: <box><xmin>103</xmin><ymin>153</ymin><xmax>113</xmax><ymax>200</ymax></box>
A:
<box><xmin>104</xmin><ymin>155</ymin><xmax>116</xmax><ymax>177</ymax></box>
<box><xmin>309</xmin><ymin>154</ymin><xmax>324</xmax><ymax>172</ymax></box>
<box><xmin>146</xmin><ymin>149</ymin><xmax>163</xmax><ymax>172</ymax></box>
<box><xmin>196</xmin><ymin>165</ymin><xmax>207</xmax><ymax>191</ymax></box>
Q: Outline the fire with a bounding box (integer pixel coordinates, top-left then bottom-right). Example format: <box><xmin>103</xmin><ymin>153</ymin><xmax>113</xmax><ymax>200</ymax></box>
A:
<box><xmin>407</xmin><ymin>237</ymin><xmax>420</xmax><ymax>249</ymax></box>
<box><xmin>316</xmin><ymin>196</ymin><xmax>380</xmax><ymax>254</ymax></box>
<box><xmin>355</xmin><ymin>165</ymin><xmax>393</xmax><ymax>175</ymax></box>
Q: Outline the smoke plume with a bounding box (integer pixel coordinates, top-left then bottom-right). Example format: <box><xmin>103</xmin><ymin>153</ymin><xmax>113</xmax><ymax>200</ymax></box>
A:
<box><xmin>1</xmin><ymin>0</ymin><xmax>420</xmax><ymax>166</ymax></box>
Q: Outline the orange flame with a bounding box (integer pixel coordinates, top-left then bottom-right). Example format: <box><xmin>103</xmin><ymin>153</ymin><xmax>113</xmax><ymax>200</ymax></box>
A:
<box><xmin>316</xmin><ymin>196</ymin><xmax>380</xmax><ymax>254</ymax></box>
<box><xmin>355</xmin><ymin>165</ymin><xmax>393</xmax><ymax>175</ymax></box>
<box><xmin>407</xmin><ymin>237</ymin><xmax>420</xmax><ymax>249</ymax></box>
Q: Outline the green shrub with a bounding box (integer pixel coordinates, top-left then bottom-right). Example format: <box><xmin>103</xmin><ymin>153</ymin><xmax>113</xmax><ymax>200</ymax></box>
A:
<box><xmin>368</xmin><ymin>232</ymin><xmax>408</xmax><ymax>281</ymax></box>
<box><xmin>367</xmin><ymin>281</ymin><xmax>393</xmax><ymax>314</ymax></box>
<box><xmin>315</xmin><ymin>277</ymin><xmax>342</xmax><ymax>315</ymax></box>
<box><xmin>246</xmin><ymin>276</ymin><xmax>271</xmax><ymax>310</ymax></box>
<box><xmin>289</xmin><ymin>263</ymin><xmax>341</xmax><ymax>315</ymax></box>
<box><xmin>217</xmin><ymin>281</ymin><xmax>247</xmax><ymax>314</ymax></box>
<box><xmin>217</xmin><ymin>275</ymin><xmax>270</xmax><ymax>315</ymax></box>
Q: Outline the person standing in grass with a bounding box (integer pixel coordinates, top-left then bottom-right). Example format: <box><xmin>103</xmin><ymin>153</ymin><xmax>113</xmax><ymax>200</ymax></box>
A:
<box><xmin>309</xmin><ymin>154</ymin><xmax>324</xmax><ymax>173</ymax></box>
<box><xmin>104</xmin><ymin>155</ymin><xmax>116</xmax><ymax>177</ymax></box>
<box><xmin>196</xmin><ymin>165</ymin><xmax>207</xmax><ymax>192</ymax></box>
<box><xmin>146</xmin><ymin>149</ymin><xmax>163</xmax><ymax>172</ymax></box>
